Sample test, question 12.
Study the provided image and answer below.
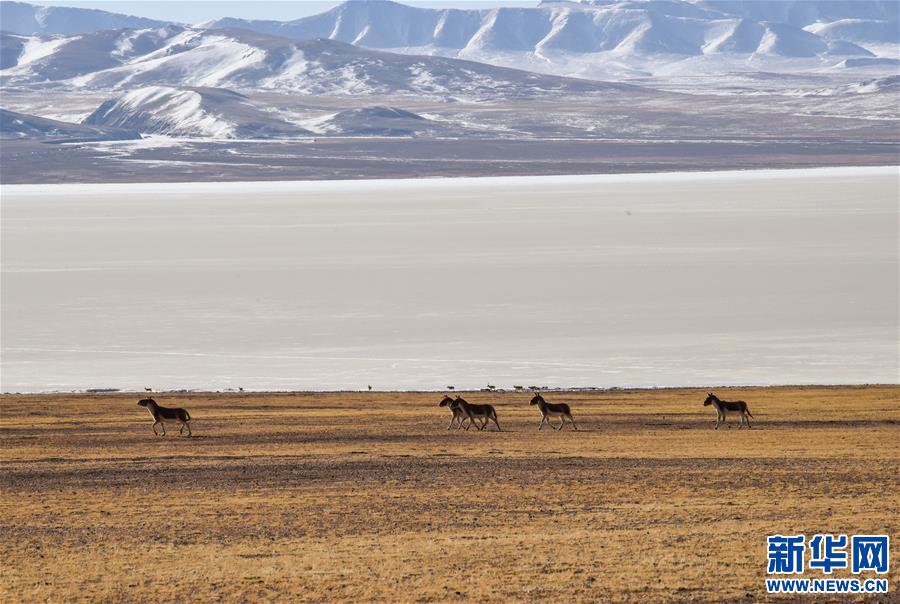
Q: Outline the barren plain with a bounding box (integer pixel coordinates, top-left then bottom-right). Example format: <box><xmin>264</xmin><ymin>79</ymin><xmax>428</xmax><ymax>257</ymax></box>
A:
<box><xmin>2</xmin><ymin>385</ymin><xmax>898</xmax><ymax>602</ymax></box>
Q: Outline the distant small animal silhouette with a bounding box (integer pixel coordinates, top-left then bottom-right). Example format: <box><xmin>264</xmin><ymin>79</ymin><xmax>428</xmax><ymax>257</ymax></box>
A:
<box><xmin>446</xmin><ymin>386</ymin><xmax>455</xmax><ymax>391</ymax></box>
<box><xmin>137</xmin><ymin>398</ymin><xmax>192</xmax><ymax>436</ymax></box>
<box><xmin>368</xmin><ymin>385</ymin><xmax>372</xmax><ymax>391</ymax></box>
<box><xmin>144</xmin><ymin>387</ymin><xmax>152</xmax><ymax>392</ymax></box>
<box><xmin>703</xmin><ymin>392</ymin><xmax>753</xmax><ymax>429</ymax></box>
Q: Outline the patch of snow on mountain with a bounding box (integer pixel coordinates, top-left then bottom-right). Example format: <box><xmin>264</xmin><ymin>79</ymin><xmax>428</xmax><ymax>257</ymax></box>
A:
<box><xmin>84</xmin><ymin>86</ymin><xmax>236</xmax><ymax>137</ymax></box>
<box><xmin>1</xmin><ymin>35</ymin><xmax>71</xmax><ymax>75</ymax></box>
<box><xmin>261</xmin><ymin>48</ymin><xmax>308</xmax><ymax>88</ymax></box>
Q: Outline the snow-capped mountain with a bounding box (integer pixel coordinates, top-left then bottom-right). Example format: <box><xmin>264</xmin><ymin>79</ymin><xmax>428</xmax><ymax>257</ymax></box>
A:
<box><xmin>0</xmin><ymin>26</ymin><xmax>184</xmax><ymax>80</ymax></box>
<box><xmin>83</xmin><ymin>86</ymin><xmax>311</xmax><ymax>138</ymax></box>
<box><xmin>203</xmin><ymin>0</ymin><xmax>898</xmax><ymax>78</ymax></box>
<box><xmin>2</xmin><ymin>0</ymin><xmax>896</xmax><ymax>84</ymax></box>
<box><xmin>0</xmin><ymin>0</ymin><xmax>169</xmax><ymax>36</ymax></box>
<box><xmin>0</xmin><ymin>27</ymin><xmax>641</xmax><ymax>99</ymax></box>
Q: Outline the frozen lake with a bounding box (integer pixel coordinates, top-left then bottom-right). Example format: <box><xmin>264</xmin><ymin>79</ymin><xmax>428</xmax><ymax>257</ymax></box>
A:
<box><xmin>2</xmin><ymin>167</ymin><xmax>898</xmax><ymax>392</ymax></box>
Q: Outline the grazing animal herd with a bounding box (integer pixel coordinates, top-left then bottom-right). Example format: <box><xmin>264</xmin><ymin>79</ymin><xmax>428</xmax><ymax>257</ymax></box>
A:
<box><xmin>137</xmin><ymin>391</ymin><xmax>753</xmax><ymax>437</ymax></box>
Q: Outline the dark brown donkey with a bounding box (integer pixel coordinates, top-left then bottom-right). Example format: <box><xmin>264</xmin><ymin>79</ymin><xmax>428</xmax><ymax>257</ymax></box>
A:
<box><xmin>137</xmin><ymin>398</ymin><xmax>192</xmax><ymax>436</ymax></box>
<box><xmin>530</xmin><ymin>393</ymin><xmax>577</xmax><ymax>430</ymax></box>
<box><xmin>439</xmin><ymin>395</ymin><xmax>469</xmax><ymax>430</ymax></box>
<box><xmin>703</xmin><ymin>392</ymin><xmax>753</xmax><ymax>429</ymax></box>
<box><xmin>454</xmin><ymin>396</ymin><xmax>501</xmax><ymax>431</ymax></box>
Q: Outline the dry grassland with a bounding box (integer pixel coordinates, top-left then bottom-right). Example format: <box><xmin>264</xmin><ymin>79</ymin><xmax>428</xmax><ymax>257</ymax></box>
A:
<box><xmin>1</xmin><ymin>386</ymin><xmax>898</xmax><ymax>602</ymax></box>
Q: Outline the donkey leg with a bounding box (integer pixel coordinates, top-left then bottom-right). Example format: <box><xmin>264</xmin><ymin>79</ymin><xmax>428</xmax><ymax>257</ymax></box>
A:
<box><xmin>185</xmin><ymin>421</ymin><xmax>192</xmax><ymax>437</ymax></box>
<box><xmin>152</xmin><ymin>421</ymin><xmax>159</xmax><ymax>435</ymax></box>
<box><xmin>538</xmin><ymin>415</ymin><xmax>547</xmax><ymax>430</ymax></box>
<box><xmin>492</xmin><ymin>416</ymin><xmax>501</xmax><ymax>432</ymax></box>
<box><xmin>568</xmin><ymin>415</ymin><xmax>578</xmax><ymax>430</ymax></box>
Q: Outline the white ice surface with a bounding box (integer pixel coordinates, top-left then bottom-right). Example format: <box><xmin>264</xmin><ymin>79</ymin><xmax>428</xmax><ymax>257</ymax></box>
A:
<box><xmin>1</xmin><ymin>167</ymin><xmax>898</xmax><ymax>392</ymax></box>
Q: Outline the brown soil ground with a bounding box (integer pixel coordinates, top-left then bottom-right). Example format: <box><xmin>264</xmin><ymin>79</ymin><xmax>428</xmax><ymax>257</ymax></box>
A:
<box><xmin>1</xmin><ymin>385</ymin><xmax>898</xmax><ymax>602</ymax></box>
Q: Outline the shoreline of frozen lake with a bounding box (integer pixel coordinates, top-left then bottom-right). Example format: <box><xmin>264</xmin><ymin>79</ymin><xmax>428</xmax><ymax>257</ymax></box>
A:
<box><xmin>2</xmin><ymin>167</ymin><xmax>898</xmax><ymax>392</ymax></box>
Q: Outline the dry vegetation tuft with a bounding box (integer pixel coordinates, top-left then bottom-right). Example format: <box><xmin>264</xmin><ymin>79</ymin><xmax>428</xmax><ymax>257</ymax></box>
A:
<box><xmin>1</xmin><ymin>386</ymin><xmax>898</xmax><ymax>602</ymax></box>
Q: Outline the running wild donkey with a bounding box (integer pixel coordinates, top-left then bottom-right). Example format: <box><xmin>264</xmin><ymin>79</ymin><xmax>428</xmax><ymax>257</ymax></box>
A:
<box><xmin>137</xmin><ymin>398</ymin><xmax>192</xmax><ymax>436</ymax></box>
<box><xmin>439</xmin><ymin>395</ymin><xmax>469</xmax><ymax>430</ymax></box>
<box><xmin>530</xmin><ymin>393</ymin><xmax>578</xmax><ymax>430</ymax></box>
<box><xmin>453</xmin><ymin>396</ymin><xmax>501</xmax><ymax>431</ymax></box>
<box><xmin>703</xmin><ymin>393</ymin><xmax>753</xmax><ymax>429</ymax></box>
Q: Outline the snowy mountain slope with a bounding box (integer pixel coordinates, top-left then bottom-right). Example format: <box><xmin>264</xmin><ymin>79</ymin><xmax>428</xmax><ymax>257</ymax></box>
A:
<box><xmin>0</xmin><ymin>26</ymin><xmax>184</xmax><ymax>80</ymax></box>
<box><xmin>805</xmin><ymin>18</ymin><xmax>900</xmax><ymax>50</ymax></box>
<box><xmin>1</xmin><ymin>27</ymin><xmax>643</xmax><ymax>99</ymax></box>
<box><xmin>0</xmin><ymin>107</ymin><xmax>140</xmax><ymax>141</ymax></box>
<box><xmin>204</xmin><ymin>0</ymin><xmax>895</xmax><ymax>60</ymax></box>
<box><xmin>0</xmin><ymin>0</ymin><xmax>170</xmax><ymax>36</ymax></box>
<box><xmin>82</xmin><ymin>86</ymin><xmax>312</xmax><ymax>138</ymax></box>
<box><xmin>2</xmin><ymin>0</ymin><xmax>895</xmax><ymax>85</ymax></box>
<box><xmin>0</xmin><ymin>31</ymin><xmax>28</xmax><ymax>68</ymax></box>
<box><xmin>688</xmin><ymin>1</ymin><xmax>899</xmax><ymax>28</ymax></box>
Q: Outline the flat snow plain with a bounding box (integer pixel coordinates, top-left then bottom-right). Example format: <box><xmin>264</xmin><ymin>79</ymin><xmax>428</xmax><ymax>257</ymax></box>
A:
<box><xmin>2</xmin><ymin>167</ymin><xmax>897</xmax><ymax>392</ymax></box>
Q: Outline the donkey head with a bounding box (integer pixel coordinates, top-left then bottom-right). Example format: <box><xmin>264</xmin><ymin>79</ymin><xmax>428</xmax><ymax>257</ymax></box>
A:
<box><xmin>703</xmin><ymin>393</ymin><xmax>717</xmax><ymax>406</ymax></box>
<box><xmin>439</xmin><ymin>395</ymin><xmax>454</xmax><ymax>407</ymax></box>
<box><xmin>137</xmin><ymin>398</ymin><xmax>156</xmax><ymax>407</ymax></box>
<box><xmin>530</xmin><ymin>394</ymin><xmax>544</xmax><ymax>406</ymax></box>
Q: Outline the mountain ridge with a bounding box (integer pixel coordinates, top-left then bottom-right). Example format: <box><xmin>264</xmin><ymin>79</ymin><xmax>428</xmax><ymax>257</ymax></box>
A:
<box><xmin>201</xmin><ymin>0</ymin><xmax>896</xmax><ymax>58</ymax></box>
<box><xmin>1</xmin><ymin>0</ymin><xmax>896</xmax><ymax>82</ymax></box>
<box><xmin>1</xmin><ymin>27</ymin><xmax>646</xmax><ymax>99</ymax></box>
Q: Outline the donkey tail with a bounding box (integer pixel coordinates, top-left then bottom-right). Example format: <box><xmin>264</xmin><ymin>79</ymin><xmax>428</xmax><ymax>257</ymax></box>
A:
<box><xmin>745</xmin><ymin>407</ymin><xmax>753</xmax><ymax>418</ymax></box>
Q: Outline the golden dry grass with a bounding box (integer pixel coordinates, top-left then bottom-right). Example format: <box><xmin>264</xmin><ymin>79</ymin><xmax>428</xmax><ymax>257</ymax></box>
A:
<box><xmin>1</xmin><ymin>386</ymin><xmax>898</xmax><ymax>602</ymax></box>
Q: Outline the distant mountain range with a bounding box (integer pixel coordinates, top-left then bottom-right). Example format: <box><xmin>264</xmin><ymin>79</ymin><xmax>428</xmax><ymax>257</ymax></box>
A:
<box><xmin>205</xmin><ymin>0</ymin><xmax>896</xmax><ymax>56</ymax></box>
<box><xmin>0</xmin><ymin>26</ymin><xmax>640</xmax><ymax>99</ymax></box>
<box><xmin>0</xmin><ymin>0</ymin><xmax>168</xmax><ymax>35</ymax></box>
<box><xmin>0</xmin><ymin>22</ymin><xmax>647</xmax><ymax>141</ymax></box>
<box><xmin>1</xmin><ymin>0</ymin><xmax>897</xmax><ymax>81</ymax></box>
<box><xmin>0</xmin><ymin>0</ymin><xmax>897</xmax><ymax>144</ymax></box>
